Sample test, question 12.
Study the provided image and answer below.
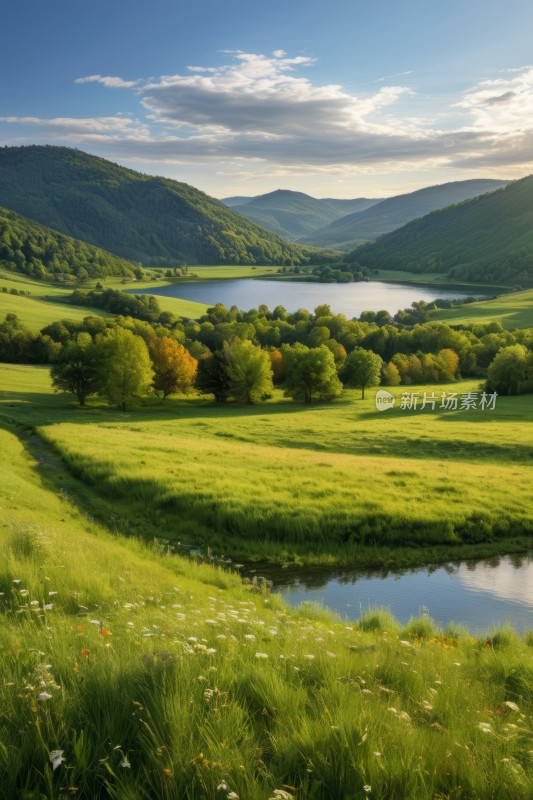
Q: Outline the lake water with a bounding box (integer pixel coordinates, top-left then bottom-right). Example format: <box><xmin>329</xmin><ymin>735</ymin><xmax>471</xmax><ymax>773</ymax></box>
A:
<box><xmin>133</xmin><ymin>278</ymin><xmax>487</xmax><ymax>317</ymax></box>
<box><xmin>259</xmin><ymin>554</ymin><xmax>533</xmax><ymax>634</ymax></box>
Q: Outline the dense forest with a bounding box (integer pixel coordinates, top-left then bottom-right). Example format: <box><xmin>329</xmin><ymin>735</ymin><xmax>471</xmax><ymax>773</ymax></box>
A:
<box><xmin>351</xmin><ymin>175</ymin><xmax>533</xmax><ymax>286</ymax></box>
<box><xmin>0</xmin><ymin>146</ymin><xmax>317</xmax><ymax>266</ymax></box>
<box><xmin>0</xmin><ymin>206</ymin><xmax>136</xmax><ymax>279</ymax></box>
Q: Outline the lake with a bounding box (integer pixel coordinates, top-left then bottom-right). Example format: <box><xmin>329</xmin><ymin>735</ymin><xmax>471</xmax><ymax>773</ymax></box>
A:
<box><xmin>255</xmin><ymin>554</ymin><xmax>533</xmax><ymax>634</ymax></box>
<box><xmin>132</xmin><ymin>278</ymin><xmax>487</xmax><ymax>317</ymax></box>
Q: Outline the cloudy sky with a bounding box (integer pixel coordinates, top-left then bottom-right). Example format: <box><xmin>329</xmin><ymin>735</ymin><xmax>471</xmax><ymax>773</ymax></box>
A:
<box><xmin>2</xmin><ymin>0</ymin><xmax>533</xmax><ymax>198</ymax></box>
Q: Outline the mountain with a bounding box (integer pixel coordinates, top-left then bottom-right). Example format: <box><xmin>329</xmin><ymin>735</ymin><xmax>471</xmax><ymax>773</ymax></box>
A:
<box><xmin>0</xmin><ymin>205</ymin><xmax>136</xmax><ymax>280</ymax></box>
<box><xmin>224</xmin><ymin>191</ymin><xmax>380</xmax><ymax>239</ymax></box>
<box><xmin>221</xmin><ymin>196</ymin><xmax>255</xmax><ymax>207</ymax></box>
<box><xmin>302</xmin><ymin>179</ymin><xmax>509</xmax><ymax>250</ymax></box>
<box><xmin>230</xmin><ymin>189</ymin><xmax>344</xmax><ymax>240</ymax></box>
<box><xmin>319</xmin><ymin>198</ymin><xmax>380</xmax><ymax>215</ymax></box>
<box><xmin>351</xmin><ymin>175</ymin><xmax>533</xmax><ymax>287</ymax></box>
<box><xmin>0</xmin><ymin>146</ymin><xmax>313</xmax><ymax>266</ymax></box>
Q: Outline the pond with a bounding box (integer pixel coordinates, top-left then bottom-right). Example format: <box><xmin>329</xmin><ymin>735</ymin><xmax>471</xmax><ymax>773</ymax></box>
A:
<box><xmin>255</xmin><ymin>554</ymin><xmax>533</xmax><ymax>634</ymax></box>
<box><xmin>132</xmin><ymin>278</ymin><xmax>489</xmax><ymax>317</ymax></box>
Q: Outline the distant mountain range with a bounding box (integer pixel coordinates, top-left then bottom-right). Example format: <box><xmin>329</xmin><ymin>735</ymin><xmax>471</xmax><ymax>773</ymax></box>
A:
<box><xmin>223</xmin><ymin>190</ymin><xmax>379</xmax><ymax>239</ymax></box>
<box><xmin>301</xmin><ymin>180</ymin><xmax>509</xmax><ymax>250</ymax></box>
<box><xmin>0</xmin><ymin>146</ymin><xmax>314</xmax><ymax>266</ymax></box>
<box><xmin>351</xmin><ymin>175</ymin><xmax>533</xmax><ymax>287</ymax></box>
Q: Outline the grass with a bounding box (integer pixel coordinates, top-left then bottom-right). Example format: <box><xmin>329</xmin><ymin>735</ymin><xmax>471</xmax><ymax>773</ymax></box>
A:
<box><xmin>1</xmin><ymin>364</ymin><xmax>531</xmax><ymax>567</ymax></box>
<box><xmin>0</xmin><ymin>421</ymin><xmax>531</xmax><ymax>799</ymax></box>
<box><xmin>432</xmin><ymin>288</ymin><xmax>533</xmax><ymax>330</ymax></box>
<box><xmin>0</xmin><ymin>269</ymin><xmax>209</xmax><ymax>324</ymax></box>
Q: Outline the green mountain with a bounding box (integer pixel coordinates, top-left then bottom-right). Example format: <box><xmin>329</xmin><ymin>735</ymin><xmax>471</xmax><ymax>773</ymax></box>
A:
<box><xmin>0</xmin><ymin>146</ymin><xmax>312</xmax><ymax>266</ymax></box>
<box><xmin>351</xmin><ymin>175</ymin><xmax>533</xmax><ymax>287</ymax></box>
<box><xmin>225</xmin><ymin>191</ymin><xmax>380</xmax><ymax>239</ymax></box>
<box><xmin>319</xmin><ymin>197</ymin><xmax>380</xmax><ymax>215</ymax></box>
<box><xmin>0</xmin><ymin>205</ymin><xmax>136</xmax><ymax>280</ymax></box>
<box><xmin>302</xmin><ymin>179</ymin><xmax>509</xmax><ymax>250</ymax></box>
<box><xmin>230</xmin><ymin>189</ymin><xmax>344</xmax><ymax>240</ymax></box>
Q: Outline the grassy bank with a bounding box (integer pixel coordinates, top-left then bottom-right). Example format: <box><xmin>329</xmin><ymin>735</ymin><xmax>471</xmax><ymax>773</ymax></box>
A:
<box><xmin>432</xmin><ymin>288</ymin><xmax>533</xmax><ymax>330</ymax></box>
<box><xmin>0</xmin><ymin>422</ymin><xmax>531</xmax><ymax>799</ymax></box>
<box><xmin>1</xmin><ymin>364</ymin><xmax>531</xmax><ymax>568</ymax></box>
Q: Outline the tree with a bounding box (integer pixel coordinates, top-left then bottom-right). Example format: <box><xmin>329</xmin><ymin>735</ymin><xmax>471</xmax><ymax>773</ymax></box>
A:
<box><xmin>149</xmin><ymin>337</ymin><xmax>198</xmax><ymax>398</ymax></box>
<box><xmin>196</xmin><ymin>349</ymin><xmax>231</xmax><ymax>402</ymax></box>
<box><xmin>269</xmin><ymin>349</ymin><xmax>286</xmax><ymax>384</ymax></box>
<box><xmin>281</xmin><ymin>343</ymin><xmax>343</xmax><ymax>403</ymax></box>
<box><xmin>50</xmin><ymin>333</ymin><xmax>99</xmax><ymax>406</ymax></box>
<box><xmin>382</xmin><ymin>361</ymin><xmax>401</xmax><ymax>386</ymax></box>
<box><xmin>486</xmin><ymin>344</ymin><xmax>530</xmax><ymax>395</ymax></box>
<box><xmin>436</xmin><ymin>348</ymin><xmax>460</xmax><ymax>381</ymax></box>
<box><xmin>341</xmin><ymin>348</ymin><xmax>382</xmax><ymax>398</ymax></box>
<box><xmin>96</xmin><ymin>327</ymin><xmax>154</xmax><ymax>410</ymax></box>
<box><xmin>223</xmin><ymin>338</ymin><xmax>273</xmax><ymax>404</ymax></box>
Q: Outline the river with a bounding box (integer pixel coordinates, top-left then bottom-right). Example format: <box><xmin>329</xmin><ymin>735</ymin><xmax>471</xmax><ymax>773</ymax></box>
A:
<box><xmin>257</xmin><ymin>554</ymin><xmax>533</xmax><ymax>634</ymax></box>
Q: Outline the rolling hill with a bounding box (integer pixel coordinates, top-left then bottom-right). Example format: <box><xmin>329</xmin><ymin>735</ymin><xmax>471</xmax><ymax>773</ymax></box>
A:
<box><xmin>302</xmin><ymin>179</ymin><xmax>509</xmax><ymax>249</ymax></box>
<box><xmin>0</xmin><ymin>205</ymin><xmax>136</xmax><ymax>280</ymax></box>
<box><xmin>0</xmin><ymin>146</ymin><xmax>313</xmax><ymax>266</ymax></box>
<box><xmin>351</xmin><ymin>175</ymin><xmax>533</xmax><ymax>287</ymax></box>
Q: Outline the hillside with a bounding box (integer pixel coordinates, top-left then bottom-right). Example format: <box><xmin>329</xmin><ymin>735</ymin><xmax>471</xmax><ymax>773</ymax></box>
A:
<box><xmin>231</xmin><ymin>189</ymin><xmax>343</xmax><ymax>239</ymax></box>
<box><xmin>0</xmin><ymin>146</ymin><xmax>312</xmax><ymax>266</ymax></box>
<box><xmin>352</xmin><ymin>175</ymin><xmax>533</xmax><ymax>286</ymax></box>
<box><xmin>1</xmin><ymin>392</ymin><xmax>531</xmax><ymax>799</ymax></box>
<box><xmin>302</xmin><ymin>179</ymin><xmax>508</xmax><ymax>249</ymax></box>
<box><xmin>319</xmin><ymin>197</ymin><xmax>380</xmax><ymax>215</ymax></box>
<box><xmin>0</xmin><ymin>205</ymin><xmax>136</xmax><ymax>281</ymax></box>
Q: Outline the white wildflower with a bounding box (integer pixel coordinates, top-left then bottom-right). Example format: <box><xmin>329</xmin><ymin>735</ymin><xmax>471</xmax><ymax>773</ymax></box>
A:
<box><xmin>478</xmin><ymin>722</ymin><xmax>492</xmax><ymax>734</ymax></box>
<box><xmin>39</xmin><ymin>692</ymin><xmax>53</xmax><ymax>701</ymax></box>
<box><xmin>255</xmin><ymin>652</ymin><xmax>268</xmax><ymax>659</ymax></box>
<box><xmin>49</xmin><ymin>749</ymin><xmax>65</xmax><ymax>770</ymax></box>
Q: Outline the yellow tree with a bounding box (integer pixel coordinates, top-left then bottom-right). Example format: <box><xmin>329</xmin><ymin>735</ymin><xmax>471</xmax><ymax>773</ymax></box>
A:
<box><xmin>150</xmin><ymin>337</ymin><xmax>198</xmax><ymax>398</ymax></box>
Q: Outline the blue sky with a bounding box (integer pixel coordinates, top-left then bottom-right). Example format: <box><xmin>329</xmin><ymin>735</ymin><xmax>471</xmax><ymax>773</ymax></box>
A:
<box><xmin>2</xmin><ymin>0</ymin><xmax>533</xmax><ymax>198</ymax></box>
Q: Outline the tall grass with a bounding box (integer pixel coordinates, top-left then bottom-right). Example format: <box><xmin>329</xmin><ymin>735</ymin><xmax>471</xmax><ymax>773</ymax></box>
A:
<box><xmin>0</xmin><ymin>425</ymin><xmax>531</xmax><ymax>799</ymax></box>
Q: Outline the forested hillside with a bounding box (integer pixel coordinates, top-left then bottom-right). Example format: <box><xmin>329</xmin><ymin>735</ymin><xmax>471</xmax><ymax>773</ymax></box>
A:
<box><xmin>0</xmin><ymin>146</ymin><xmax>313</xmax><ymax>266</ymax></box>
<box><xmin>0</xmin><ymin>206</ymin><xmax>136</xmax><ymax>279</ymax></box>
<box><xmin>303</xmin><ymin>179</ymin><xmax>508</xmax><ymax>249</ymax></box>
<box><xmin>352</xmin><ymin>175</ymin><xmax>533</xmax><ymax>286</ymax></box>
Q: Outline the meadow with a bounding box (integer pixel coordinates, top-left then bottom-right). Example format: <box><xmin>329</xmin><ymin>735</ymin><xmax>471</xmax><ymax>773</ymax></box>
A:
<box><xmin>0</xmin><ymin>420</ymin><xmax>531</xmax><ymax>799</ymax></box>
<box><xmin>1</xmin><ymin>364</ymin><xmax>531</xmax><ymax>567</ymax></box>
<box><xmin>433</xmin><ymin>288</ymin><xmax>533</xmax><ymax>330</ymax></box>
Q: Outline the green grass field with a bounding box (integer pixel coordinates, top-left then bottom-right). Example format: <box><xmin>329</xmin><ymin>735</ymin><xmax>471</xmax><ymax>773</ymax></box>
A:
<box><xmin>0</xmin><ymin>420</ymin><xmax>531</xmax><ymax>799</ymax></box>
<box><xmin>1</xmin><ymin>364</ymin><xmax>531</xmax><ymax>566</ymax></box>
<box><xmin>433</xmin><ymin>289</ymin><xmax>533</xmax><ymax>329</ymax></box>
<box><xmin>0</xmin><ymin>269</ymin><xmax>209</xmax><ymax>325</ymax></box>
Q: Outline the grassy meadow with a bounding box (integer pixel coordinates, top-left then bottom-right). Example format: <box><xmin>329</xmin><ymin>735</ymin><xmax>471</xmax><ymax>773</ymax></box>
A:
<box><xmin>0</xmin><ymin>421</ymin><xmax>531</xmax><ymax>799</ymax></box>
<box><xmin>1</xmin><ymin>364</ymin><xmax>531</xmax><ymax>567</ymax></box>
<box><xmin>432</xmin><ymin>288</ymin><xmax>533</xmax><ymax>330</ymax></box>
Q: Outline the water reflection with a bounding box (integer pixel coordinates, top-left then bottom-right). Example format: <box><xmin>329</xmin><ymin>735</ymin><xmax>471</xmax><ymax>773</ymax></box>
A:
<box><xmin>256</xmin><ymin>554</ymin><xmax>532</xmax><ymax>633</ymax></box>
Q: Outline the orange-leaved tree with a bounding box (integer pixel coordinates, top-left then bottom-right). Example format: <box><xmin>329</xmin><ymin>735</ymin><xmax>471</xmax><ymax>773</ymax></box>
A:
<box><xmin>150</xmin><ymin>336</ymin><xmax>198</xmax><ymax>398</ymax></box>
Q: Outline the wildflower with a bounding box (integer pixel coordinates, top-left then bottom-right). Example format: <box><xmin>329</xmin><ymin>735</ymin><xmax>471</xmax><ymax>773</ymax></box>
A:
<box><xmin>120</xmin><ymin>754</ymin><xmax>131</xmax><ymax>769</ymax></box>
<box><xmin>504</xmin><ymin>701</ymin><xmax>520</xmax><ymax>712</ymax></box>
<box><xmin>39</xmin><ymin>692</ymin><xmax>53</xmax><ymax>701</ymax></box>
<box><xmin>81</xmin><ymin>649</ymin><xmax>90</xmax><ymax>659</ymax></box>
<box><xmin>363</xmin><ymin>787</ymin><xmax>372</xmax><ymax>794</ymax></box>
<box><xmin>227</xmin><ymin>793</ymin><xmax>239</xmax><ymax>799</ymax></box>
<box><xmin>217</xmin><ymin>783</ymin><xmax>228</xmax><ymax>792</ymax></box>
<box><xmin>100</xmin><ymin>628</ymin><xmax>112</xmax><ymax>638</ymax></box>
<box><xmin>303</xmin><ymin>654</ymin><xmax>315</xmax><ymax>660</ymax></box>
<box><xmin>269</xmin><ymin>791</ymin><xmax>294</xmax><ymax>800</ymax></box>
<box><xmin>255</xmin><ymin>652</ymin><xmax>268</xmax><ymax>659</ymax></box>
<box><xmin>49</xmin><ymin>749</ymin><xmax>65</xmax><ymax>770</ymax></box>
<box><xmin>162</xmin><ymin>768</ymin><xmax>172</xmax><ymax>776</ymax></box>
<box><xmin>478</xmin><ymin>722</ymin><xmax>492</xmax><ymax>734</ymax></box>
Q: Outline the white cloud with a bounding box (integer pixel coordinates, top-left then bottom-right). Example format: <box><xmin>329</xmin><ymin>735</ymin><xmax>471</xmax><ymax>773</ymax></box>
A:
<box><xmin>2</xmin><ymin>52</ymin><xmax>533</xmax><ymax>186</ymax></box>
<box><xmin>75</xmin><ymin>74</ymin><xmax>141</xmax><ymax>89</ymax></box>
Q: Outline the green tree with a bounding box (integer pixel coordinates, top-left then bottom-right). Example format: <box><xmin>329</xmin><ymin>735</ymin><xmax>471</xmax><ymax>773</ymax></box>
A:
<box><xmin>196</xmin><ymin>349</ymin><xmax>231</xmax><ymax>402</ymax></box>
<box><xmin>341</xmin><ymin>348</ymin><xmax>382</xmax><ymax>398</ymax></box>
<box><xmin>281</xmin><ymin>343</ymin><xmax>343</xmax><ymax>403</ymax></box>
<box><xmin>96</xmin><ymin>327</ymin><xmax>154</xmax><ymax>410</ymax></box>
<box><xmin>486</xmin><ymin>344</ymin><xmax>530</xmax><ymax>395</ymax></box>
<box><xmin>223</xmin><ymin>338</ymin><xmax>273</xmax><ymax>404</ymax></box>
<box><xmin>382</xmin><ymin>361</ymin><xmax>401</xmax><ymax>386</ymax></box>
<box><xmin>50</xmin><ymin>333</ymin><xmax>99</xmax><ymax>406</ymax></box>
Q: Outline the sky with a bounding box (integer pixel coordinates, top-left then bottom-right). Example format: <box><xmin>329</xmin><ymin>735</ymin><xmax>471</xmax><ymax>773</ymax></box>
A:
<box><xmin>2</xmin><ymin>0</ymin><xmax>533</xmax><ymax>199</ymax></box>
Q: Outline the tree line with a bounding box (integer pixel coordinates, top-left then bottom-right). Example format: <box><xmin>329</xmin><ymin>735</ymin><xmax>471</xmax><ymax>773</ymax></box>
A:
<box><xmin>1</xmin><ymin>299</ymin><xmax>532</xmax><ymax>406</ymax></box>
